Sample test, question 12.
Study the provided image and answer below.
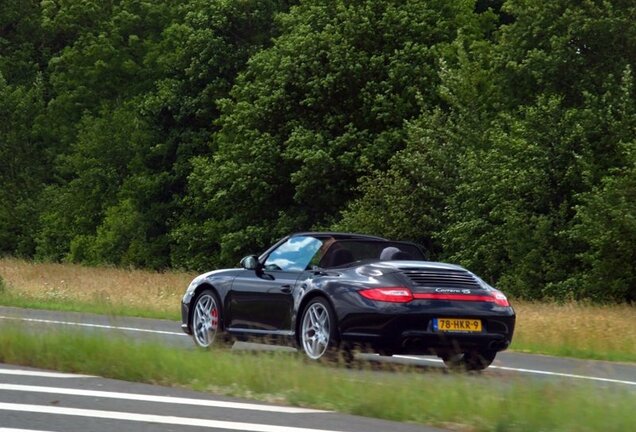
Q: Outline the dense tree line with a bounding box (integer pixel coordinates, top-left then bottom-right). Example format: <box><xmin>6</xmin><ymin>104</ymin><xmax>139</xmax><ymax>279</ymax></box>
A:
<box><xmin>1</xmin><ymin>0</ymin><xmax>634</xmax><ymax>302</ymax></box>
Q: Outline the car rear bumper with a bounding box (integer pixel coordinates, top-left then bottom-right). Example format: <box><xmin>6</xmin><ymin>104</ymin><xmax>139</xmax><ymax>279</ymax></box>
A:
<box><xmin>341</xmin><ymin>327</ymin><xmax>511</xmax><ymax>354</ymax></box>
<box><xmin>337</xmin><ymin>306</ymin><xmax>515</xmax><ymax>355</ymax></box>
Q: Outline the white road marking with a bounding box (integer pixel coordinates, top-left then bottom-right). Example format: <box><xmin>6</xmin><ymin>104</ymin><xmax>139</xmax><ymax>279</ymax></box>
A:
<box><xmin>0</xmin><ymin>368</ymin><xmax>93</xmax><ymax>379</ymax></box>
<box><xmin>0</xmin><ymin>384</ymin><xmax>326</xmax><ymax>414</ymax></box>
<box><xmin>0</xmin><ymin>403</ymin><xmax>339</xmax><ymax>432</ymax></box>
<box><xmin>0</xmin><ymin>315</ymin><xmax>185</xmax><ymax>337</ymax></box>
<box><xmin>0</xmin><ymin>429</ymin><xmax>55</xmax><ymax>432</ymax></box>
<box><xmin>394</xmin><ymin>355</ymin><xmax>443</xmax><ymax>363</ymax></box>
<box><xmin>394</xmin><ymin>355</ymin><xmax>636</xmax><ymax>386</ymax></box>
<box><xmin>488</xmin><ymin>365</ymin><xmax>636</xmax><ymax>386</ymax></box>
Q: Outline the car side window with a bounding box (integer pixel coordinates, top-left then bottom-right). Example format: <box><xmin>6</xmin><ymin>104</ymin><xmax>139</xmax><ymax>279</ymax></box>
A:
<box><xmin>264</xmin><ymin>236</ymin><xmax>323</xmax><ymax>272</ymax></box>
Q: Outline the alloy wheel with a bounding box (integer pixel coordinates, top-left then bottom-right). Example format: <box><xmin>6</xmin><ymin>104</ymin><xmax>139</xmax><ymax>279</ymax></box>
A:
<box><xmin>193</xmin><ymin>292</ymin><xmax>219</xmax><ymax>348</ymax></box>
<box><xmin>301</xmin><ymin>301</ymin><xmax>331</xmax><ymax>359</ymax></box>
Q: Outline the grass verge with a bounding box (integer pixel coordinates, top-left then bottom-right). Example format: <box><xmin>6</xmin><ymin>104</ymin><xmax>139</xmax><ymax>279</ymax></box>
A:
<box><xmin>0</xmin><ymin>257</ymin><xmax>189</xmax><ymax>320</ymax></box>
<box><xmin>0</xmin><ymin>291</ymin><xmax>179</xmax><ymax>320</ymax></box>
<box><xmin>0</xmin><ymin>327</ymin><xmax>634</xmax><ymax>432</ymax></box>
<box><xmin>510</xmin><ymin>301</ymin><xmax>636</xmax><ymax>362</ymax></box>
<box><xmin>1</xmin><ymin>257</ymin><xmax>635</xmax><ymax>362</ymax></box>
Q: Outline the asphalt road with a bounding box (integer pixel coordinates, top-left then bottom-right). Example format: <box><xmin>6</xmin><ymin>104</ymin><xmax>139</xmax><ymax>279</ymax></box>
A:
<box><xmin>1</xmin><ymin>306</ymin><xmax>635</xmax><ymax>432</ymax></box>
<box><xmin>0</xmin><ymin>363</ymin><xmax>442</xmax><ymax>432</ymax></box>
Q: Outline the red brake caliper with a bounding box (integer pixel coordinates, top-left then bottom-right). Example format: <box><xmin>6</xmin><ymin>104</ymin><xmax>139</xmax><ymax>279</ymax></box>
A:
<box><xmin>210</xmin><ymin>308</ymin><xmax>218</xmax><ymax>329</ymax></box>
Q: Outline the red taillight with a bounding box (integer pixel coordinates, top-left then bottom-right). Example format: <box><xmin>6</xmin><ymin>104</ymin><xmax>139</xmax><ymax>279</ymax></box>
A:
<box><xmin>492</xmin><ymin>292</ymin><xmax>510</xmax><ymax>307</ymax></box>
<box><xmin>358</xmin><ymin>287</ymin><xmax>413</xmax><ymax>303</ymax></box>
<box><xmin>412</xmin><ymin>292</ymin><xmax>510</xmax><ymax>306</ymax></box>
<box><xmin>358</xmin><ymin>288</ymin><xmax>510</xmax><ymax>306</ymax></box>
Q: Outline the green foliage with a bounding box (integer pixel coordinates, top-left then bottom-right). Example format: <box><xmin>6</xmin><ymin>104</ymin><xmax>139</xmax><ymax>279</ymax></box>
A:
<box><xmin>36</xmin><ymin>103</ymin><xmax>155</xmax><ymax>262</ymax></box>
<box><xmin>176</xmin><ymin>0</ymin><xmax>480</xmax><ymax>268</ymax></box>
<box><xmin>1</xmin><ymin>0</ymin><xmax>636</xmax><ymax>300</ymax></box>
<box><xmin>437</xmin><ymin>0</ymin><xmax>636</xmax><ymax>299</ymax></box>
<box><xmin>340</xmin><ymin>0</ymin><xmax>636</xmax><ymax>301</ymax></box>
<box><xmin>31</xmin><ymin>0</ymin><xmax>289</xmax><ymax>268</ymax></box>
<box><xmin>571</xmin><ymin>140</ymin><xmax>636</xmax><ymax>302</ymax></box>
<box><xmin>0</xmin><ymin>73</ymin><xmax>47</xmax><ymax>256</ymax></box>
<box><xmin>444</xmin><ymin>97</ymin><xmax>591</xmax><ymax>294</ymax></box>
<box><xmin>0</xmin><ymin>0</ymin><xmax>44</xmax><ymax>84</ymax></box>
<box><xmin>335</xmin><ymin>109</ymin><xmax>457</xmax><ymax>256</ymax></box>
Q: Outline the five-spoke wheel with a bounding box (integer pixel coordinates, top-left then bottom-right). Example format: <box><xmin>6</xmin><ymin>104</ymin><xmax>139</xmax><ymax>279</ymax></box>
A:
<box><xmin>192</xmin><ymin>290</ymin><xmax>220</xmax><ymax>348</ymax></box>
<box><xmin>300</xmin><ymin>298</ymin><xmax>336</xmax><ymax>360</ymax></box>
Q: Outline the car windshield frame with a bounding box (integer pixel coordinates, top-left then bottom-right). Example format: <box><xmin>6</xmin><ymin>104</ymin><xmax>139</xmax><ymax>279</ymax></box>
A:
<box><xmin>258</xmin><ymin>234</ymin><xmax>426</xmax><ymax>271</ymax></box>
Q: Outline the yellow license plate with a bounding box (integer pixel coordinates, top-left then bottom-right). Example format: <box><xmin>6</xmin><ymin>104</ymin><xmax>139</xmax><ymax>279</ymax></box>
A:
<box><xmin>434</xmin><ymin>318</ymin><xmax>482</xmax><ymax>332</ymax></box>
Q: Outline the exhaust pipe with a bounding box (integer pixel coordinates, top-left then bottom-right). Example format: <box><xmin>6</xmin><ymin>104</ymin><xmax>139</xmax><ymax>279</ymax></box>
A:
<box><xmin>488</xmin><ymin>341</ymin><xmax>506</xmax><ymax>351</ymax></box>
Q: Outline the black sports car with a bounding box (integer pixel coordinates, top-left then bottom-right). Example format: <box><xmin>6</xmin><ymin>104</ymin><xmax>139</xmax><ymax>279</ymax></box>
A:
<box><xmin>181</xmin><ymin>232</ymin><xmax>515</xmax><ymax>370</ymax></box>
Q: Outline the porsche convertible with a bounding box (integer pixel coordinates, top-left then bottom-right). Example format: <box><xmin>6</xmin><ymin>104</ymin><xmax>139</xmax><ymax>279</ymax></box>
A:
<box><xmin>181</xmin><ymin>232</ymin><xmax>515</xmax><ymax>370</ymax></box>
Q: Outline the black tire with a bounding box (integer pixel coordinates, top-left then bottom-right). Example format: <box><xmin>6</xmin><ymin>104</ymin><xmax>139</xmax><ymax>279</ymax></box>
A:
<box><xmin>191</xmin><ymin>289</ymin><xmax>223</xmax><ymax>348</ymax></box>
<box><xmin>442</xmin><ymin>350</ymin><xmax>497</xmax><ymax>371</ymax></box>
<box><xmin>378</xmin><ymin>349</ymin><xmax>395</xmax><ymax>357</ymax></box>
<box><xmin>299</xmin><ymin>297</ymin><xmax>339</xmax><ymax>361</ymax></box>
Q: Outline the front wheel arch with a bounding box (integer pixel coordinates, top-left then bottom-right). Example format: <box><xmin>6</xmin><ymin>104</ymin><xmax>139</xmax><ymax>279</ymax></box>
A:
<box><xmin>189</xmin><ymin>283</ymin><xmax>224</xmax><ymax>332</ymax></box>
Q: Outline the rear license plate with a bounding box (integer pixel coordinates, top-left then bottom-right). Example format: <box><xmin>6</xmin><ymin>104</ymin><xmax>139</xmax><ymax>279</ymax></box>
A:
<box><xmin>433</xmin><ymin>318</ymin><xmax>482</xmax><ymax>332</ymax></box>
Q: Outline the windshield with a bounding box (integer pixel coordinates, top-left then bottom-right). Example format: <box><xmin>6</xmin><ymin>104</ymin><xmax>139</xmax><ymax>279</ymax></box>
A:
<box><xmin>264</xmin><ymin>236</ymin><xmax>324</xmax><ymax>271</ymax></box>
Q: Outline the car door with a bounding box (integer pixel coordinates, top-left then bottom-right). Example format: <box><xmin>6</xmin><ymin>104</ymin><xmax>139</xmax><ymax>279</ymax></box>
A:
<box><xmin>227</xmin><ymin>269</ymin><xmax>299</xmax><ymax>333</ymax></box>
<box><xmin>227</xmin><ymin>236</ymin><xmax>324</xmax><ymax>335</ymax></box>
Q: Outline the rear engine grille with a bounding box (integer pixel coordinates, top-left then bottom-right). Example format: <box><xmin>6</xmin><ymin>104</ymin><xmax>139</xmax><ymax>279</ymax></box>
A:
<box><xmin>400</xmin><ymin>268</ymin><xmax>480</xmax><ymax>290</ymax></box>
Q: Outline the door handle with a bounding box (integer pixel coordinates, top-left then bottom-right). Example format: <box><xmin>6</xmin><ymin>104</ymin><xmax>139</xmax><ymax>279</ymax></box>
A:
<box><xmin>280</xmin><ymin>285</ymin><xmax>292</xmax><ymax>294</ymax></box>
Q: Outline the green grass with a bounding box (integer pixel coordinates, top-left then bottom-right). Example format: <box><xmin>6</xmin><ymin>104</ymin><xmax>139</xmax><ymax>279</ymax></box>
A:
<box><xmin>509</xmin><ymin>340</ymin><xmax>636</xmax><ymax>363</ymax></box>
<box><xmin>0</xmin><ymin>326</ymin><xmax>634</xmax><ymax>432</ymax></box>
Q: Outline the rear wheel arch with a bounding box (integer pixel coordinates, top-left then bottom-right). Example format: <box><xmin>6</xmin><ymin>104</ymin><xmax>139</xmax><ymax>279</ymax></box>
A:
<box><xmin>295</xmin><ymin>291</ymin><xmax>339</xmax><ymax>347</ymax></box>
<box><xmin>298</xmin><ymin>295</ymin><xmax>343</xmax><ymax>361</ymax></box>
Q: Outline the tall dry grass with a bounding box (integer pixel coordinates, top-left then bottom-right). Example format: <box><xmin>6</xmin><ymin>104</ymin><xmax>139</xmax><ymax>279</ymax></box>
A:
<box><xmin>511</xmin><ymin>301</ymin><xmax>636</xmax><ymax>361</ymax></box>
<box><xmin>0</xmin><ymin>257</ymin><xmax>195</xmax><ymax>318</ymax></box>
<box><xmin>1</xmin><ymin>257</ymin><xmax>634</xmax><ymax>361</ymax></box>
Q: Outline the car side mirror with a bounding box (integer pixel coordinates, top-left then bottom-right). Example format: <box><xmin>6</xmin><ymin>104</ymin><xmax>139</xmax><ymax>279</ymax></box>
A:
<box><xmin>240</xmin><ymin>255</ymin><xmax>261</xmax><ymax>271</ymax></box>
